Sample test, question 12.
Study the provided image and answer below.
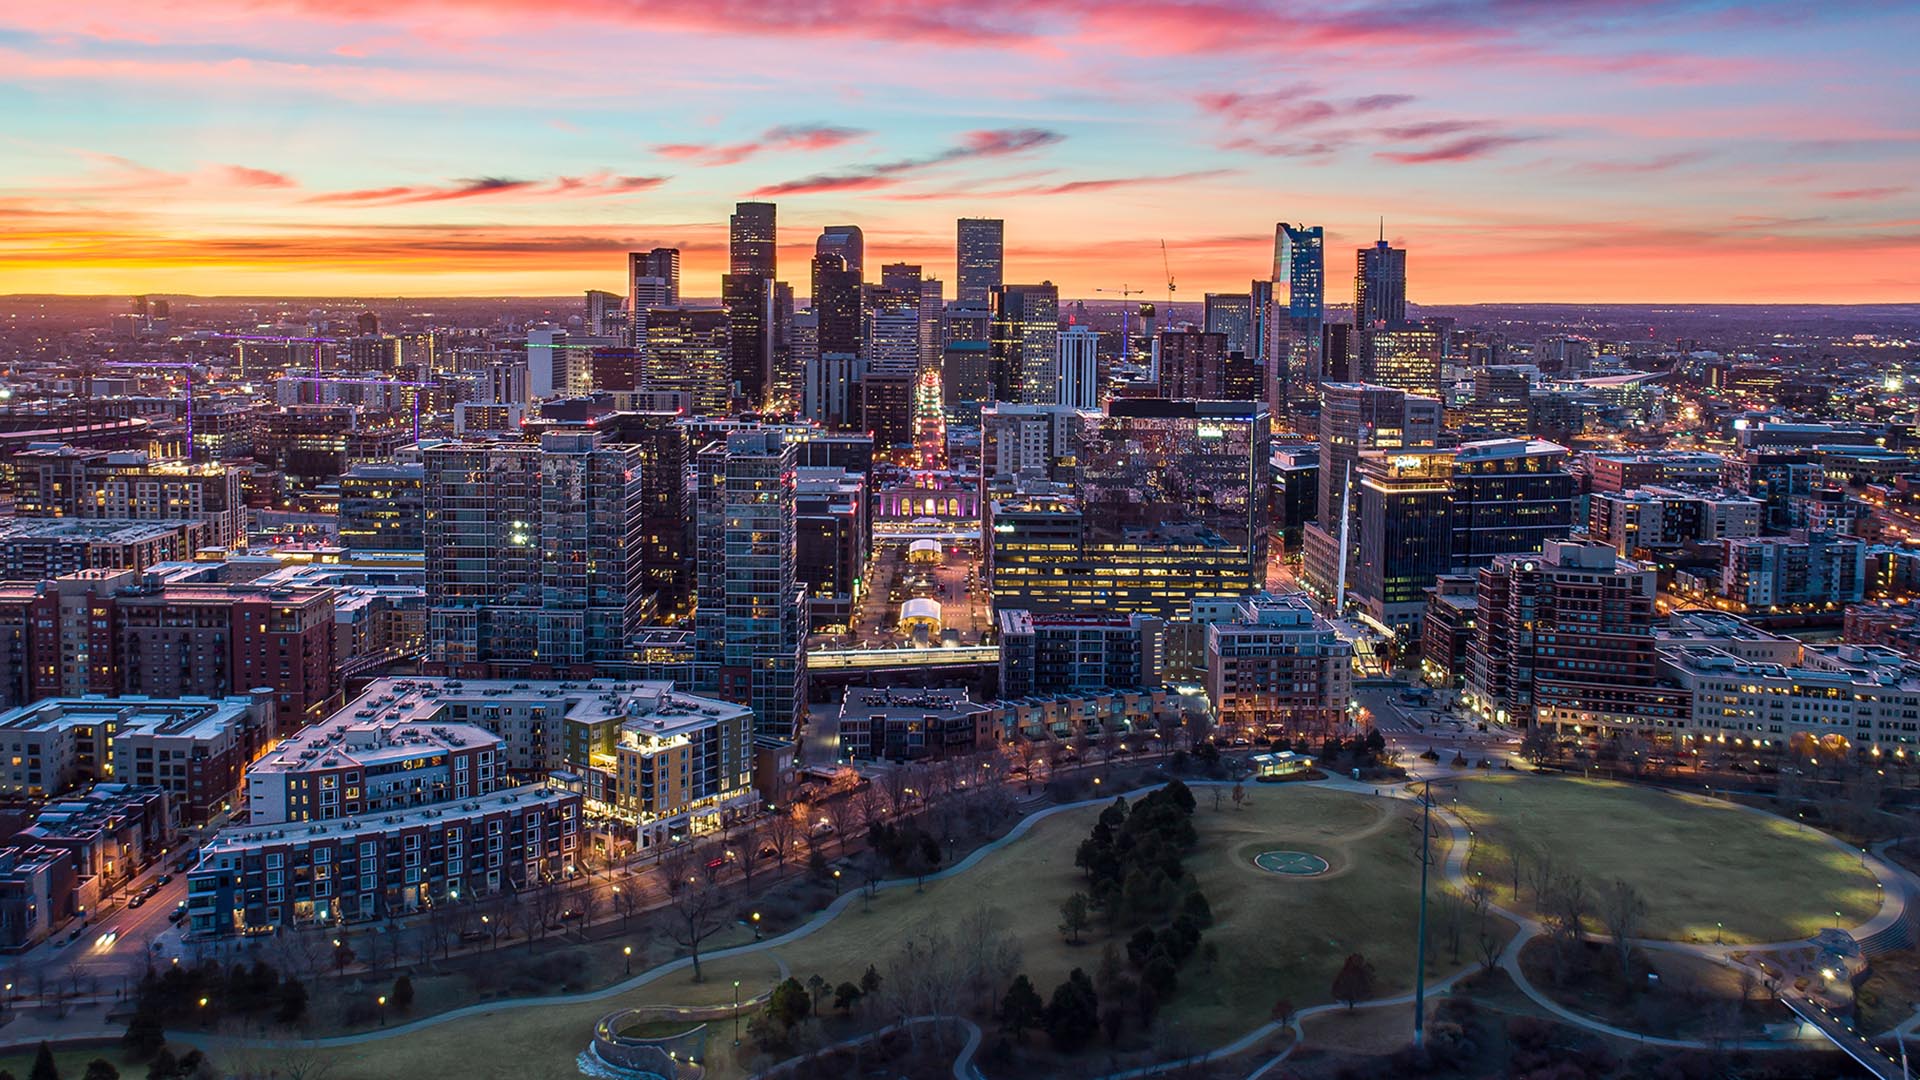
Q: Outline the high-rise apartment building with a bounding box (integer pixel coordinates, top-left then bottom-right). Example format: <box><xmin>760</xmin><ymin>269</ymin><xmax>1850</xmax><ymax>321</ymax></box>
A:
<box><xmin>956</xmin><ymin>218</ymin><xmax>1005</xmax><ymax>303</ymax></box>
<box><xmin>424</xmin><ymin>432</ymin><xmax>644</xmax><ymax>672</ymax></box>
<box><xmin>729</xmin><ymin>201</ymin><xmax>777</xmax><ymax>277</ymax></box>
<box><xmin>1465</xmin><ymin>540</ymin><xmax>1686</xmax><ymax>732</ymax></box>
<box><xmin>694</xmin><ymin>429</ymin><xmax>808</xmax><ymax>744</ymax></box>
<box><xmin>1055</xmin><ymin>324</ymin><xmax>1100</xmax><ymax>409</ymax></box>
<box><xmin>989</xmin><ymin>282</ymin><xmax>1060</xmax><ymax>404</ymax></box>
<box><xmin>12</xmin><ymin>446</ymin><xmax>248</xmax><ymax>550</ymax></box>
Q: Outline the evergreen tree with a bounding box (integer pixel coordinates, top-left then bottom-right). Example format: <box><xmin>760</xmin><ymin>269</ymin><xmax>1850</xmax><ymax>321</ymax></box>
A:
<box><xmin>82</xmin><ymin>1063</ymin><xmax>120</xmax><ymax>1080</ymax></box>
<box><xmin>391</xmin><ymin>974</ymin><xmax>414</xmax><ymax>1012</ymax></box>
<box><xmin>275</xmin><ymin>979</ymin><xmax>309</xmax><ymax>1025</ymax></box>
<box><xmin>999</xmin><ymin>974</ymin><xmax>1044</xmax><ymax>1040</ymax></box>
<box><xmin>1042</xmin><ymin>969</ymin><xmax>1099</xmax><ymax>1052</ymax></box>
<box><xmin>29</xmin><ymin>1043</ymin><xmax>59</xmax><ymax>1080</ymax></box>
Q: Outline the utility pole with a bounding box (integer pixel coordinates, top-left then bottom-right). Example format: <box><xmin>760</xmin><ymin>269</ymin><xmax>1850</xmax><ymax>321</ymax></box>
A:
<box><xmin>1414</xmin><ymin>778</ymin><xmax>1432</xmax><ymax>1046</ymax></box>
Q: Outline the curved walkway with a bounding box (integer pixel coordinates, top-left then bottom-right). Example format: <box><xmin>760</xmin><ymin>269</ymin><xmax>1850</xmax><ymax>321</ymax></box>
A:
<box><xmin>11</xmin><ymin>771</ymin><xmax>1894</xmax><ymax>1074</ymax></box>
<box><xmin>747</xmin><ymin>1015</ymin><xmax>984</xmax><ymax>1080</ymax></box>
<box><xmin>0</xmin><ymin>781</ymin><xmax>1181</xmax><ymax>1057</ymax></box>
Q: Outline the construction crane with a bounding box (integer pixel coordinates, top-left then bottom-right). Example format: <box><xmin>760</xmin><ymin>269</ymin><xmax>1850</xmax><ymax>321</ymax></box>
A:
<box><xmin>103</xmin><ymin>360</ymin><xmax>206</xmax><ymax>456</ymax></box>
<box><xmin>1094</xmin><ymin>285</ymin><xmax>1148</xmax><ymax>363</ymax></box>
<box><xmin>280</xmin><ymin>373</ymin><xmax>438</xmax><ymax>442</ymax></box>
<box><xmin>1160</xmin><ymin>240</ymin><xmax>1178</xmax><ymax>319</ymax></box>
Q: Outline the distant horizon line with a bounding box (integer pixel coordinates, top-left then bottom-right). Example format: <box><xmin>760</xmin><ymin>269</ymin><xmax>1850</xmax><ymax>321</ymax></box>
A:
<box><xmin>6</xmin><ymin>294</ymin><xmax>1919</xmax><ymax>310</ymax></box>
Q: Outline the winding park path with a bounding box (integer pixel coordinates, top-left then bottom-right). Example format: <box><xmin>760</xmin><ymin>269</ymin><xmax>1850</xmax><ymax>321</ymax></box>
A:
<box><xmin>7</xmin><ymin>770</ymin><xmax>1910</xmax><ymax>1079</ymax></box>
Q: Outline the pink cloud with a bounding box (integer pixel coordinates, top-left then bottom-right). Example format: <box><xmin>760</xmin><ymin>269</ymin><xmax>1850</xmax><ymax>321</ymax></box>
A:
<box><xmin>654</xmin><ymin>124</ymin><xmax>866</xmax><ymax>166</ymax></box>
<box><xmin>220</xmin><ymin>164</ymin><xmax>296</xmax><ymax>187</ymax></box>
<box><xmin>751</xmin><ymin>127</ymin><xmax>1062</xmax><ymax>196</ymax></box>
<box><xmin>1377</xmin><ymin>133</ymin><xmax>1541</xmax><ymax>164</ymax></box>
<box><xmin>307</xmin><ymin>174</ymin><xmax>665</xmax><ymax>205</ymax></box>
<box><xmin>1819</xmin><ymin>186</ymin><xmax>1909</xmax><ymax>201</ymax></box>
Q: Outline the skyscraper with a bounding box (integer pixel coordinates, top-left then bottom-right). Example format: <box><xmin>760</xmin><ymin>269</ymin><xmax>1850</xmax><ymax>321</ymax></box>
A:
<box><xmin>424</xmin><ymin>432</ymin><xmax>644</xmax><ymax>671</ymax></box>
<box><xmin>1300</xmin><ymin>382</ymin><xmax>1443</xmax><ymax>603</ymax></box>
<box><xmin>584</xmin><ymin>289</ymin><xmax>623</xmax><ymax>338</ymax></box>
<box><xmin>695</xmin><ymin>428</ymin><xmax>807</xmax><ymax>744</ymax></box>
<box><xmin>811</xmin><ymin>253</ymin><xmax>863</xmax><ymax>359</ymax></box>
<box><xmin>729</xmin><ymin>201</ymin><xmax>777</xmax><ymax>277</ymax></box>
<box><xmin>1273</xmin><ymin>223</ymin><xmax>1325</xmax><ymax>403</ymax></box>
<box><xmin>988</xmin><ymin>282</ymin><xmax>1059</xmax><ymax>404</ymax></box>
<box><xmin>1203</xmin><ymin>293</ymin><xmax>1253</xmax><ymax>355</ymax></box>
<box><xmin>642</xmin><ymin>308</ymin><xmax>731</xmax><ymax>416</ymax></box>
<box><xmin>722</xmin><ymin>273</ymin><xmax>775</xmax><ymax>409</ymax></box>
<box><xmin>1055</xmin><ymin>323</ymin><xmax>1099</xmax><ymax>409</ymax></box>
<box><xmin>816</xmin><ymin>225</ymin><xmax>864</xmax><ymax>282</ymax></box>
<box><xmin>1354</xmin><ymin>237</ymin><xmax>1406</xmax><ymax>331</ymax></box>
<box><xmin>956</xmin><ymin>218</ymin><xmax>1005</xmax><ymax>303</ymax></box>
<box><xmin>629</xmin><ymin>248</ymin><xmax>680</xmax><ymax>348</ymax></box>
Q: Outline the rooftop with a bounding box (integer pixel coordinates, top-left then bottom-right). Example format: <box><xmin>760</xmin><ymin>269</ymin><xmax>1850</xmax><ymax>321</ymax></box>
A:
<box><xmin>200</xmin><ymin>781</ymin><xmax>576</xmax><ymax>856</ymax></box>
<box><xmin>0</xmin><ymin>694</ymin><xmax>263</xmax><ymax>742</ymax></box>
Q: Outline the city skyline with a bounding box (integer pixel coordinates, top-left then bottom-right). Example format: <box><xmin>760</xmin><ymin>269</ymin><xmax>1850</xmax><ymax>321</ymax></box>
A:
<box><xmin>1</xmin><ymin>2</ymin><xmax>1917</xmax><ymax>301</ymax></box>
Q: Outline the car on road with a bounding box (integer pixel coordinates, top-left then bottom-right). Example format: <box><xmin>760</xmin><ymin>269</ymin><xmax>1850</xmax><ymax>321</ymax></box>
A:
<box><xmin>129</xmin><ymin>894</ymin><xmax>147</xmax><ymax>909</ymax></box>
<box><xmin>157</xmin><ymin>874</ymin><xmax>173</xmax><ymax>886</ymax></box>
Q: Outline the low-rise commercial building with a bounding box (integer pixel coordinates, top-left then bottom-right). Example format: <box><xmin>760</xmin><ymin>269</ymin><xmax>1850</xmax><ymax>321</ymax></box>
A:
<box><xmin>837</xmin><ymin>687</ymin><xmax>996</xmax><ymax>761</ymax></box>
<box><xmin>1660</xmin><ymin>643</ymin><xmax>1920</xmax><ymax>750</ymax></box>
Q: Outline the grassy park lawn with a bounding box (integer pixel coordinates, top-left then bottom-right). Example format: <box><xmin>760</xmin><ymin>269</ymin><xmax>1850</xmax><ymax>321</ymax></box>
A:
<box><xmin>772</xmin><ymin>783</ymin><xmax>1468</xmax><ymax>1047</ymax></box>
<box><xmin>1450</xmin><ymin>774</ymin><xmax>1882</xmax><ymax>944</ymax></box>
<box><xmin>115</xmin><ymin>781</ymin><xmax>1472</xmax><ymax>1078</ymax></box>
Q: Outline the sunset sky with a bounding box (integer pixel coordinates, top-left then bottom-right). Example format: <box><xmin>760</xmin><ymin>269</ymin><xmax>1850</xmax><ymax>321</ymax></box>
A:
<box><xmin>2</xmin><ymin>0</ymin><xmax>1917</xmax><ymax>302</ymax></box>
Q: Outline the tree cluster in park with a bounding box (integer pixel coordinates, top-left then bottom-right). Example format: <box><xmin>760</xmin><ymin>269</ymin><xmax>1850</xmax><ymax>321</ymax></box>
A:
<box><xmin>864</xmin><ymin>819</ymin><xmax>943</xmax><ymax>883</ymax></box>
<box><xmin>123</xmin><ymin>960</ymin><xmax>308</xmax><ymax>1061</ymax></box>
<box><xmin>1069</xmin><ymin>780</ymin><xmax>1203</xmax><ymax>929</ymax></box>
<box><xmin>1005</xmin><ymin>781</ymin><xmax>1216</xmax><ymax>1052</ymax></box>
<box><xmin>6</xmin><ymin>1047</ymin><xmax>130</xmax><ymax>1080</ymax></box>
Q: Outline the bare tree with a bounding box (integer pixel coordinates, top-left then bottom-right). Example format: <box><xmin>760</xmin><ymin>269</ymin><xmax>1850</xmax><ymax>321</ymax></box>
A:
<box><xmin>822</xmin><ymin>791</ymin><xmax>857</xmax><ymax>852</ymax></box>
<box><xmin>664</xmin><ymin>844</ymin><xmax>732</xmax><ymax>982</ymax></box>
<box><xmin>1505</xmin><ymin>848</ymin><xmax>1525</xmax><ymax>903</ymax></box>
<box><xmin>883</xmin><ymin>766</ymin><xmax>921</xmax><ymax>818</ymax></box>
<box><xmin>1520</xmin><ymin>724</ymin><xmax>1558</xmax><ymax>765</ymax></box>
<box><xmin>1096</xmin><ymin>728</ymin><xmax>1122</xmax><ymax>777</ymax></box>
<box><xmin>615</xmin><ymin>871</ymin><xmax>643</xmax><ymax>930</ymax></box>
<box><xmin>855</xmin><ymin>779</ymin><xmax>888</xmax><ymax>833</ymax></box>
<box><xmin>526</xmin><ymin>879</ymin><xmax>562</xmax><ymax>948</ymax></box>
<box><xmin>574</xmin><ymin>878</ymin><xmax>602</xmax><ymax>938</ymax></box>
<box><xmin>733</xmin><ymin>821</ymin><xmax>765</xmax><ymax>892</ymax></box>
<box><xmin>491</xmin><ymin>889</ymin><xmax>522</xmax><ymax>949</ymax></box>
<box><xmin>765</xmin><ymin>809</ymin><xmax>799</xmax><ymax>879</ymax></box>
<box><xmin>1525</xmin><ymin>849</ymin><xmax>1557</xmax><ymax>908</ymax></box>
<box><xmin>1598</xmin><ymin>878</ymin><xmax>1647</xmax><ymax>978</ymax></box>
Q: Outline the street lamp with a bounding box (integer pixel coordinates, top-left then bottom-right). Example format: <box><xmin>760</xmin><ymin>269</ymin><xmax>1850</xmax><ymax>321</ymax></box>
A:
<box><xmin>378</xmin><ymin>995</ymin><xmax>387</xmax><ymax>1025</ymax></box>
<box><xmin>732</xmin><ymin>980</ymin><xmax>741</xmax><ymax>1046</ymax></box>
<box><xmin>751</xmin><ymin>912</ymin><xmax>761</xmax><ymax>940</ymax></box>
<box><xmin>623</xmin><ymin>944</ymin><xmax>633</xmax><ymax>975</ymax></box>
<box><xmin>832</xmin><ymin>868</ymin><xmax>842</xmax><ymax>895</ymax></box>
